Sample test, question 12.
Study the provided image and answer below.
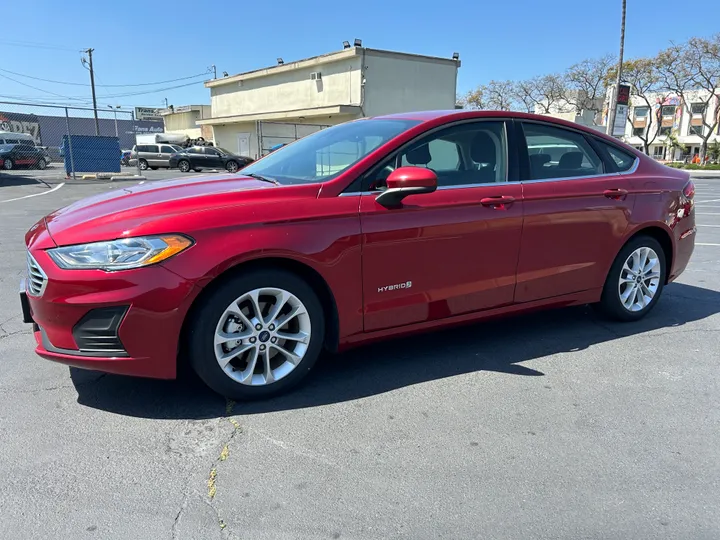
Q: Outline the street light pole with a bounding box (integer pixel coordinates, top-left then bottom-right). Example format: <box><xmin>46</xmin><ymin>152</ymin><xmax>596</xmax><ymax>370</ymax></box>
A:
<box><xmin>108</xmin><ymin>105</ymin><xmax>119</xmax><ymax>137</ymax></box>
<box><xmin>607</xmin><ymin>0</ymin><xmax>627</xmax><ymax>137</ymax></box>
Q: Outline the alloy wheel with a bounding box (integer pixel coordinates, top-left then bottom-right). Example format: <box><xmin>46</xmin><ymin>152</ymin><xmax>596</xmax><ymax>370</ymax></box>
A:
<box><xmin>214</xmin><ymin>287</ymin><xmax>311</xmax><ymax>386</ymax></box>
<box><xmin>618</xmin><ymin>246</ymin><xmax>661</xmax><ymax>312</ymax></box>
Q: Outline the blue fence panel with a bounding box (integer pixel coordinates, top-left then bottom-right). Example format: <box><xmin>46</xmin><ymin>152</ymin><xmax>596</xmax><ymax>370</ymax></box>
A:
<box><xmin>62</xmin><ymin>135</ymin><xmax>121</xmax><ymax>174</ymax></box>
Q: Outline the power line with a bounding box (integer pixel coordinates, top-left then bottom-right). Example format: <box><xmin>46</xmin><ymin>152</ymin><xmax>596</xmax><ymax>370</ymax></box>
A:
<box><xmin>0</xmin><ymin>39</ymin><xmax>80</xmax><ymax>52</ymax></box>
<box><xmin>0</xmin><ymin>67</ymin><xmax>210</xmax><ymax>88</ymax></box>
<box><xmin>95</xmin><ymin>80</ymin><xmax>206</xmax><ymax>99</ymax></box>
<box><xmin>0</xmin><ymin>72</ymin><xmax>90</xmax><ymax>103</ymax></box>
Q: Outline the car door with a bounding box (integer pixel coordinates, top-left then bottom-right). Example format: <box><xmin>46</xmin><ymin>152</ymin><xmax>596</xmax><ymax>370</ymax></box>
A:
<box><xmin>514</xmin><ymin>121</ymin><xmax>636</xmax><ymax>303</ymax></box>
<box><xmin>159</xmin><ymin>145</ymin><xmax>177</xmax><ymax>168</ymax></box>
<box><xmin>359</xmin><ymin>120</ymin><xmax>524</xmax><ymax>332</ymax></box>
<box><xmin>144</xmin><ymin>145</ymin><xmax>160</xmax><ymax>167</ymax></box>
<box><xmin>186</xmin><ymin>147</ymin><xmax>204</xmax><ymax>169</ymax></box>
<box><xmin>205</xmin><ymin>147</ymin><xmax>226</xmax><ymax>168</ymax></box>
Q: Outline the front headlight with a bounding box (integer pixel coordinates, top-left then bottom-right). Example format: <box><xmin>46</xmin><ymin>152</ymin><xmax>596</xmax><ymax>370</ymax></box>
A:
<box><xmin>47</xmin><ymin>234</ymin><xmax>193</xmax><ymax>271</ymax></box>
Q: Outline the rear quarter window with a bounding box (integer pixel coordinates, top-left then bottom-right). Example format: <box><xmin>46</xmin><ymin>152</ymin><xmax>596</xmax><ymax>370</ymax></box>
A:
<box><xmin>594</xmin><ymin>140</ymin><xmax>637</xmax><ymax>172</ymax></box>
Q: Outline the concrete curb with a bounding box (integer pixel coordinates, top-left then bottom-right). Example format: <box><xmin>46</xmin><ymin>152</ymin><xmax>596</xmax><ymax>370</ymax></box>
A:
<box><xmin>110</xmin><ymin>175</ymin><xmax>146</xmax><ymax>182</ymax></box>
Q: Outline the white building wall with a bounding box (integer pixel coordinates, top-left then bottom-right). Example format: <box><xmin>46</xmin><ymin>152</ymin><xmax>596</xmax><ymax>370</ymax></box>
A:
<box><xmin>211</xmin><ymin>58</ymin><xmax>362</xmax><ymax>118</ymax></box>
<box><xmin>362</xmin><ymin>52</ymin><xmax>458</xmax><ymax>117</ymax></box>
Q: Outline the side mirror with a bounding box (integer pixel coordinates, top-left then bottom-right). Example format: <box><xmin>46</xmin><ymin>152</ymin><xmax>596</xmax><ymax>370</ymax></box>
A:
<box><xmin>375</xmin><ymin>166</ymin><xmax>437</xmax><ymax>207</ymax></box>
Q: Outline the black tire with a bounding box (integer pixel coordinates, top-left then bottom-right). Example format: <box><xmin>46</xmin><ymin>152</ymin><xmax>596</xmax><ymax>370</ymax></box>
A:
<box><xmin>36</xmin><ymin>158</ymin><xmax>47</xmax><ymax>170</ymax></box>
<box><xmin>139</xmin><ymin>159</ymin><xmax>148</xmax><ymax>171</ymax></box>
<box><xmin>188</xmin><ymin>269</ymin><xmax>326</xmax><ymax>400</ymax></box>
<box><xmin>226</xmin><ymin>160</ymin><xmax>239</xmax><ymax>173</ymax></box>
<box><xmin>3</xmin><ymin>158</ymin><xmax>13</xmax><ymax>170</ymax></box>
<box><xmin>597</xmin><ymin>235</ymin><xmax>666</xmax><ymax>322</ymax></box>
<box><xmin>193</xmin><ymin>168</ymin><xmax>202</xmax><ymax>173</ymax></box>
<box><xmin>150</xmin><ymin>167</ymin><xmax>158</xmax><ymax>170</ymax></box>
<box><xmin>178</xmin><ymin>160</ymin><xmax>191</xmax><ymax>173</ymax></box>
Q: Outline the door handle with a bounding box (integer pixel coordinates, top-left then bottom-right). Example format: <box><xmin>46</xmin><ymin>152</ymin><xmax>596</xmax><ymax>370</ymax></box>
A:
<box><xmin>481</xmin><ymin>196</ymin><xmax>516</xmax><ymax>209</ymax></box>
<box><xmin>603</xmin><ymin>188</ymin><xmax>628</xmax><ymax>200</ymax></box>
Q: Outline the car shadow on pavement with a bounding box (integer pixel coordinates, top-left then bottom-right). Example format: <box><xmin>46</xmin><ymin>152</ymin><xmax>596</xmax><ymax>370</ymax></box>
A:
<box><xmin>72</xmin><ymin>282</ymin><xmax>720</xmax><ymax>419</ymax></box>
<box><xmin>0</xmin><ymin>173</ymin><xmax>51</xmax><ymax>188</ymax></box>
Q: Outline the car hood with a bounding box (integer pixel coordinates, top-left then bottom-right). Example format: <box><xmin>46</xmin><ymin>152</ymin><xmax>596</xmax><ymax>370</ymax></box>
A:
<box><xmin>44</xmin><ymin>173</ymin><xmax>319</xmax><ymax>246</ymax></box>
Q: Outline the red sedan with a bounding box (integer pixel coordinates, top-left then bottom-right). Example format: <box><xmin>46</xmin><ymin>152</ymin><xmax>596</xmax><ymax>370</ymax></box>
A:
<box><xmin>21</xmin><ymin>111</ymin><xmax>696</xmax><ymax>400</ymax></box>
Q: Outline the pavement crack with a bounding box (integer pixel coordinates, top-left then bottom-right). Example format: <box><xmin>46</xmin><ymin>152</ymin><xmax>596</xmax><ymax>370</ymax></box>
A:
<box><xmin>0</xmin><ymin>329</ymin><xmax>31</xmax><ymax>341</ymax></box>
<box><xmin>170</xmin><ymin>488</ymin><xmax>191</xmax><ymax>540</ymax></box>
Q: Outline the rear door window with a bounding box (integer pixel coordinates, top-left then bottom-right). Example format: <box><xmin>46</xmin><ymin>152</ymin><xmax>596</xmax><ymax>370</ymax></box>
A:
<box><xmin>522</xmin><ymin>123</ymin><xmax>603</xmax><ymax>180</ymax></box>
<box><xmin>160</xmin><ymin>145</ymin><xmax>176</xmax><ymax>154</ymax></box>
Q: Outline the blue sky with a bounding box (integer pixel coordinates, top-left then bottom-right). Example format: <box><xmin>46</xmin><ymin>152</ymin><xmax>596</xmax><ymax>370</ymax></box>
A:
<box><xmin>2</xmin><ymin>0</ymin><xmax>719</xmax><ymax>113</ymax></box>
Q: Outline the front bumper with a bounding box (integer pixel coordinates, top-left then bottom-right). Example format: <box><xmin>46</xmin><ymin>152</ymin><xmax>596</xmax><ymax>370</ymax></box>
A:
<box><xmin>23</xmin><ymin>248</ymin><xmax>200</xmax><ymax>379</ymax></box>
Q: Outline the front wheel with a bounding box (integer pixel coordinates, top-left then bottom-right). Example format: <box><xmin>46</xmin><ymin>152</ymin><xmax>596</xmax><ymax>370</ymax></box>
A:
<box><xmin>597</xmin><ymin>235</ymin><xmax>666</xmax><ymax>321</ymax></box>
<box><xmin>3</xmin><ymin>158</ymin><xmax>13</xmax><ymax>170</ymax></box>
<box><xmin>226</xmin><ymin>160</ymin><xmax>239</xmax><ymax>173</ymax></box>
<box><xmin>188</xmin><ymin>269</ymin><xmax>325</xmax><ymax>400</ymax></box>
<box><xmin>36</xmin><ymin>158</ymin><xmax>47</xmax><ymax>170</ymax></box>
<box><xmin>178</xmin><ymin>160</ymin><xmax>191</xmax><ymax>172</ymax></box>
<box><xmin>138</xmin><ymin>159</ymin><xmax>148</xmax><ymax>171</ymax></box>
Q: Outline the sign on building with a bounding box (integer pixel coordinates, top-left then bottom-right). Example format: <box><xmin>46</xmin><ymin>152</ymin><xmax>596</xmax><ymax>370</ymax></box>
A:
<box><xmin>134</xmin><ymin>107</ymin><xmax>163</xmax><ymax>121</ymax></box>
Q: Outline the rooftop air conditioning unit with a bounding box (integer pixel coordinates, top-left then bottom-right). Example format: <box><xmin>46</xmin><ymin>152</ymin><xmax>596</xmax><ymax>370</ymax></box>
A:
<box><xmin>310</xmin><ymin>72</ymin><xmax>322</xmax><ymax>81</ymax></box>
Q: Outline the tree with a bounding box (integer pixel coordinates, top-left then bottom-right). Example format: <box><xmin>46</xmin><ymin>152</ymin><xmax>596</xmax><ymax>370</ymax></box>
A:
<box><xmin>459</xmin><ymin>80</ymin><xmax>519</xmax><ymax>111</ymax></box>
<box><xmin>514</xmin><ymin>74</ymin><xmax>568</xmax><ymax>114</ymax></box>
<box><xmin>564</xmin><ymin>54</ymin><xmax>616</xmax><ymax>126</ymax></box>
<box><xmin>610</xmin><ymin>58</ymin><xmax>667</xmax><ymax>154</ymax></box>
<box><xmin>657</xmin><ymin>36</ymin><xmax>720</xmax><ymax>163</ymax></box>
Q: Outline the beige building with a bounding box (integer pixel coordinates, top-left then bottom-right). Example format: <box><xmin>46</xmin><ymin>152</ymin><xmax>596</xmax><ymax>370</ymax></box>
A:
<box><xmin>621</xmin><ymin>90</ymin><xmax>720</xmax><ymax>160</ymax></box>
<box><xmin>198</xmin><ymin>46</ymin><xmax>460</xmax><ymax>158</ymax></box>
<box><xmin>159</xmin><ymin>105</ymin><xmax>213</xmax><ymax>141</ymax></box>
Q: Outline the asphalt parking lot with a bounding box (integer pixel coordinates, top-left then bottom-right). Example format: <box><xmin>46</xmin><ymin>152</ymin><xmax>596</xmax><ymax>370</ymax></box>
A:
<box><xmin>1</xmin><ymin>172</ymin><xmax>719</xmax><ymax>540</ymax></box>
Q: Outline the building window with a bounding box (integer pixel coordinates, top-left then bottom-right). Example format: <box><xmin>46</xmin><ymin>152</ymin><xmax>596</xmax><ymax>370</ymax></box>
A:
<box><xmin>634</xmin><ymin>106</ymin><xmax>649</xmax><ymax>118</ymax></box>
<box><xmin>652</xmin><ymin>146</ymin><xmax>664</xmax><ymax>158</ymax></box>
<box><xmin>691</xmin><ymin>103</ymin><xmax>706</xmax><ymax>115</ymax></box>
<box><xmin>659</xmin><ymin>126</ymin><xmax>671</xmax><ymax>136</ymax></box>
<box><xmin>661</xmin><ymin>105</ymin><xmax>676</xmax><ymax>117</ymax></box>
<box><xmin>689</xmin><ymin>125</ymin><xmax>705</xmax><ymax>136</ymax></box>
<box><xmin>632</xmin><ymin>126</ymin><xmax>645</xmax><ymax>137</ymax></box>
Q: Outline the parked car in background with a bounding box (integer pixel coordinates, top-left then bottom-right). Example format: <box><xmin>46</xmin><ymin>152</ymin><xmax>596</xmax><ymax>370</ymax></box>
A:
<box><xmin>0</xmin><ymin>143</ymin><xmax>50</xmax><ymax>170</ymax></box>
<box><xmin>131</xmin><ymin>143</ymin><xmax>185</xmax><ymax>170</ymax></box>
<box><xmin>169</xmin><ymin>146</ymin><xmax>254</xmax><ymax>173</ymax></box>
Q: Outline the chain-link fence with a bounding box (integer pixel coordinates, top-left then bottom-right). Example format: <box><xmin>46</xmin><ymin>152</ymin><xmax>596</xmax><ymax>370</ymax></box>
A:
<box><xmin>0</xmin><ymin>101</ymin><xmax>163</xmax><ymax>179</ymax></box>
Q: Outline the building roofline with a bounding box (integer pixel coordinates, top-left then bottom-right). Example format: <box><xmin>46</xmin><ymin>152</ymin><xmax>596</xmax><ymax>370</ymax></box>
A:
<box><xmin>205</xmin><ymin>47</ymin><xmax>460</xmax><ymax>88</ymax></box>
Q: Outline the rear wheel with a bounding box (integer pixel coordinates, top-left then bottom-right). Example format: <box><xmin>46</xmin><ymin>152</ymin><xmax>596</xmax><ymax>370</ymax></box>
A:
<box><xmin>178</xmin><ymin>160</ymin><xmax>190</xmax><ymax>173</ymax></box>
<box><xmin>36</xmin><ymin>158</ymin><xmax>47</xmax><ymax>170</ymax></box>
<box><xmin>139</xmin><ymin>159</ymin><xmax>148</xmax><ymax>171</ymax></box>
<box><xmin>188</xmin><ymin>269</ymin><xmax>325</xmax><ymax>400</ymax></box>
<box><xmin>597</xmin><ymin>235</ymin><xmax>666</xmax><ymax>321</ymax></box>
<box><xmin>3</xmin><ymin>158</ymin><xmax>13</xmax><ymax>170</ymax></box>
<box><xmin>226</xmin><ymin>160</ymin><xmax>239</xmax><ymax>173</ymax></box>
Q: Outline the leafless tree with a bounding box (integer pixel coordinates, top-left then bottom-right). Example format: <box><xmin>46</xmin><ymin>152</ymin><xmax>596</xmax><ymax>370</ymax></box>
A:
<box><xmin>564</xmin><ymin>54</ymin><xmax>616</xmax><ymax>125</ymax></box>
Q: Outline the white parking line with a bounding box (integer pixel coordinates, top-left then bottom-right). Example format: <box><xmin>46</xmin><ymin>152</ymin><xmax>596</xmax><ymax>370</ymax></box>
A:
<box><xmin>696</xmin><ymin>199</ymin><xmax>720</xmax><ymax>204</ymax></box>
<box><xmin>696</xmin><ymin>243</ymin><xmax>720</xmax><ymax>246</ymax></box>
<box><xmin>695</xmin><ymin>212</ymin><xmax>720</xmax><ymax>215</ymax></box>
<box><xmin>698</xmin><ymin>224</ymin><xmax>720</xmax><ymax>227</ymax></box>
<box><xmin>0</xmin><ymin>182</ymin><xmax>65</xmax><ymax>204</ymax></box>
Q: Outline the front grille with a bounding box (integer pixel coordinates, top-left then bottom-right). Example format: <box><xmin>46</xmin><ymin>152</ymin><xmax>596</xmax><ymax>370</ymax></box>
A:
<box><xmin>26</xmin><ymin>252</ymin><xmax>47</xmax><ymax>297</ymax></box>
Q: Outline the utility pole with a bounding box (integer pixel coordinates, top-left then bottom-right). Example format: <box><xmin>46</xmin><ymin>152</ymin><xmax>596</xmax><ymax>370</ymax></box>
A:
<box><xmin>210</xmin><ymin>64</ymin><xmax>217</xmax><ymax>79</ymax></box>
<box><xmin>606</xmin><ymin>0</ymin><xmax>627</xmax><ymax>137</ymax></box>
<box><xmin>84</xmin><ymin>48</ymin><xmax>100</xmax><ymax>136</ymax></box>
<box><xmin>164</xmin><ymin>97</ymin><xmax>168</xmax><ymax>108</ymax></box>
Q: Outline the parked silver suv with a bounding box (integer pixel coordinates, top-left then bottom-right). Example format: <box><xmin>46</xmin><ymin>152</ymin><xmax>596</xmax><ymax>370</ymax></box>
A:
<box><xmin>131</xmin><ymin>143</ymin><xmax>184</xmax><ymax>170</ymax></box>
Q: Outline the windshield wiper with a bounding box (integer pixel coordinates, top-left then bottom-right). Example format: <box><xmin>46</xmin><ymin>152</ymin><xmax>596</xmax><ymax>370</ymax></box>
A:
<box><xmin>245</xmin><ymin>173</ymin><xmax>280</xmax><ymax>185</ymax></box>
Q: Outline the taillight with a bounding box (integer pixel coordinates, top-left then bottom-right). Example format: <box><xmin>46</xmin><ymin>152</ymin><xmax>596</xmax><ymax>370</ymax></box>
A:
<box><xmin>683</xmin><ymin>180</ymin><xmax>695</xmax><ymax>199</ymax></box>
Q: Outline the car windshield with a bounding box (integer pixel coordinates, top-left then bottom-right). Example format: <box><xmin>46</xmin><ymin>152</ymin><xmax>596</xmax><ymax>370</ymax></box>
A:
<box><xmin>240</xmin><ymin>119</ymin><xmax>421</xmax><ymax>185</ymax></box>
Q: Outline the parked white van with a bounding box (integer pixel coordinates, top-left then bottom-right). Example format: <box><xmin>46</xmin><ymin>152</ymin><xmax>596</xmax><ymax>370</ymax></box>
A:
<box><xmin>0</xmin><ymin>131</ymin><xmax>36</xmax><ymax>146</ymax></box>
